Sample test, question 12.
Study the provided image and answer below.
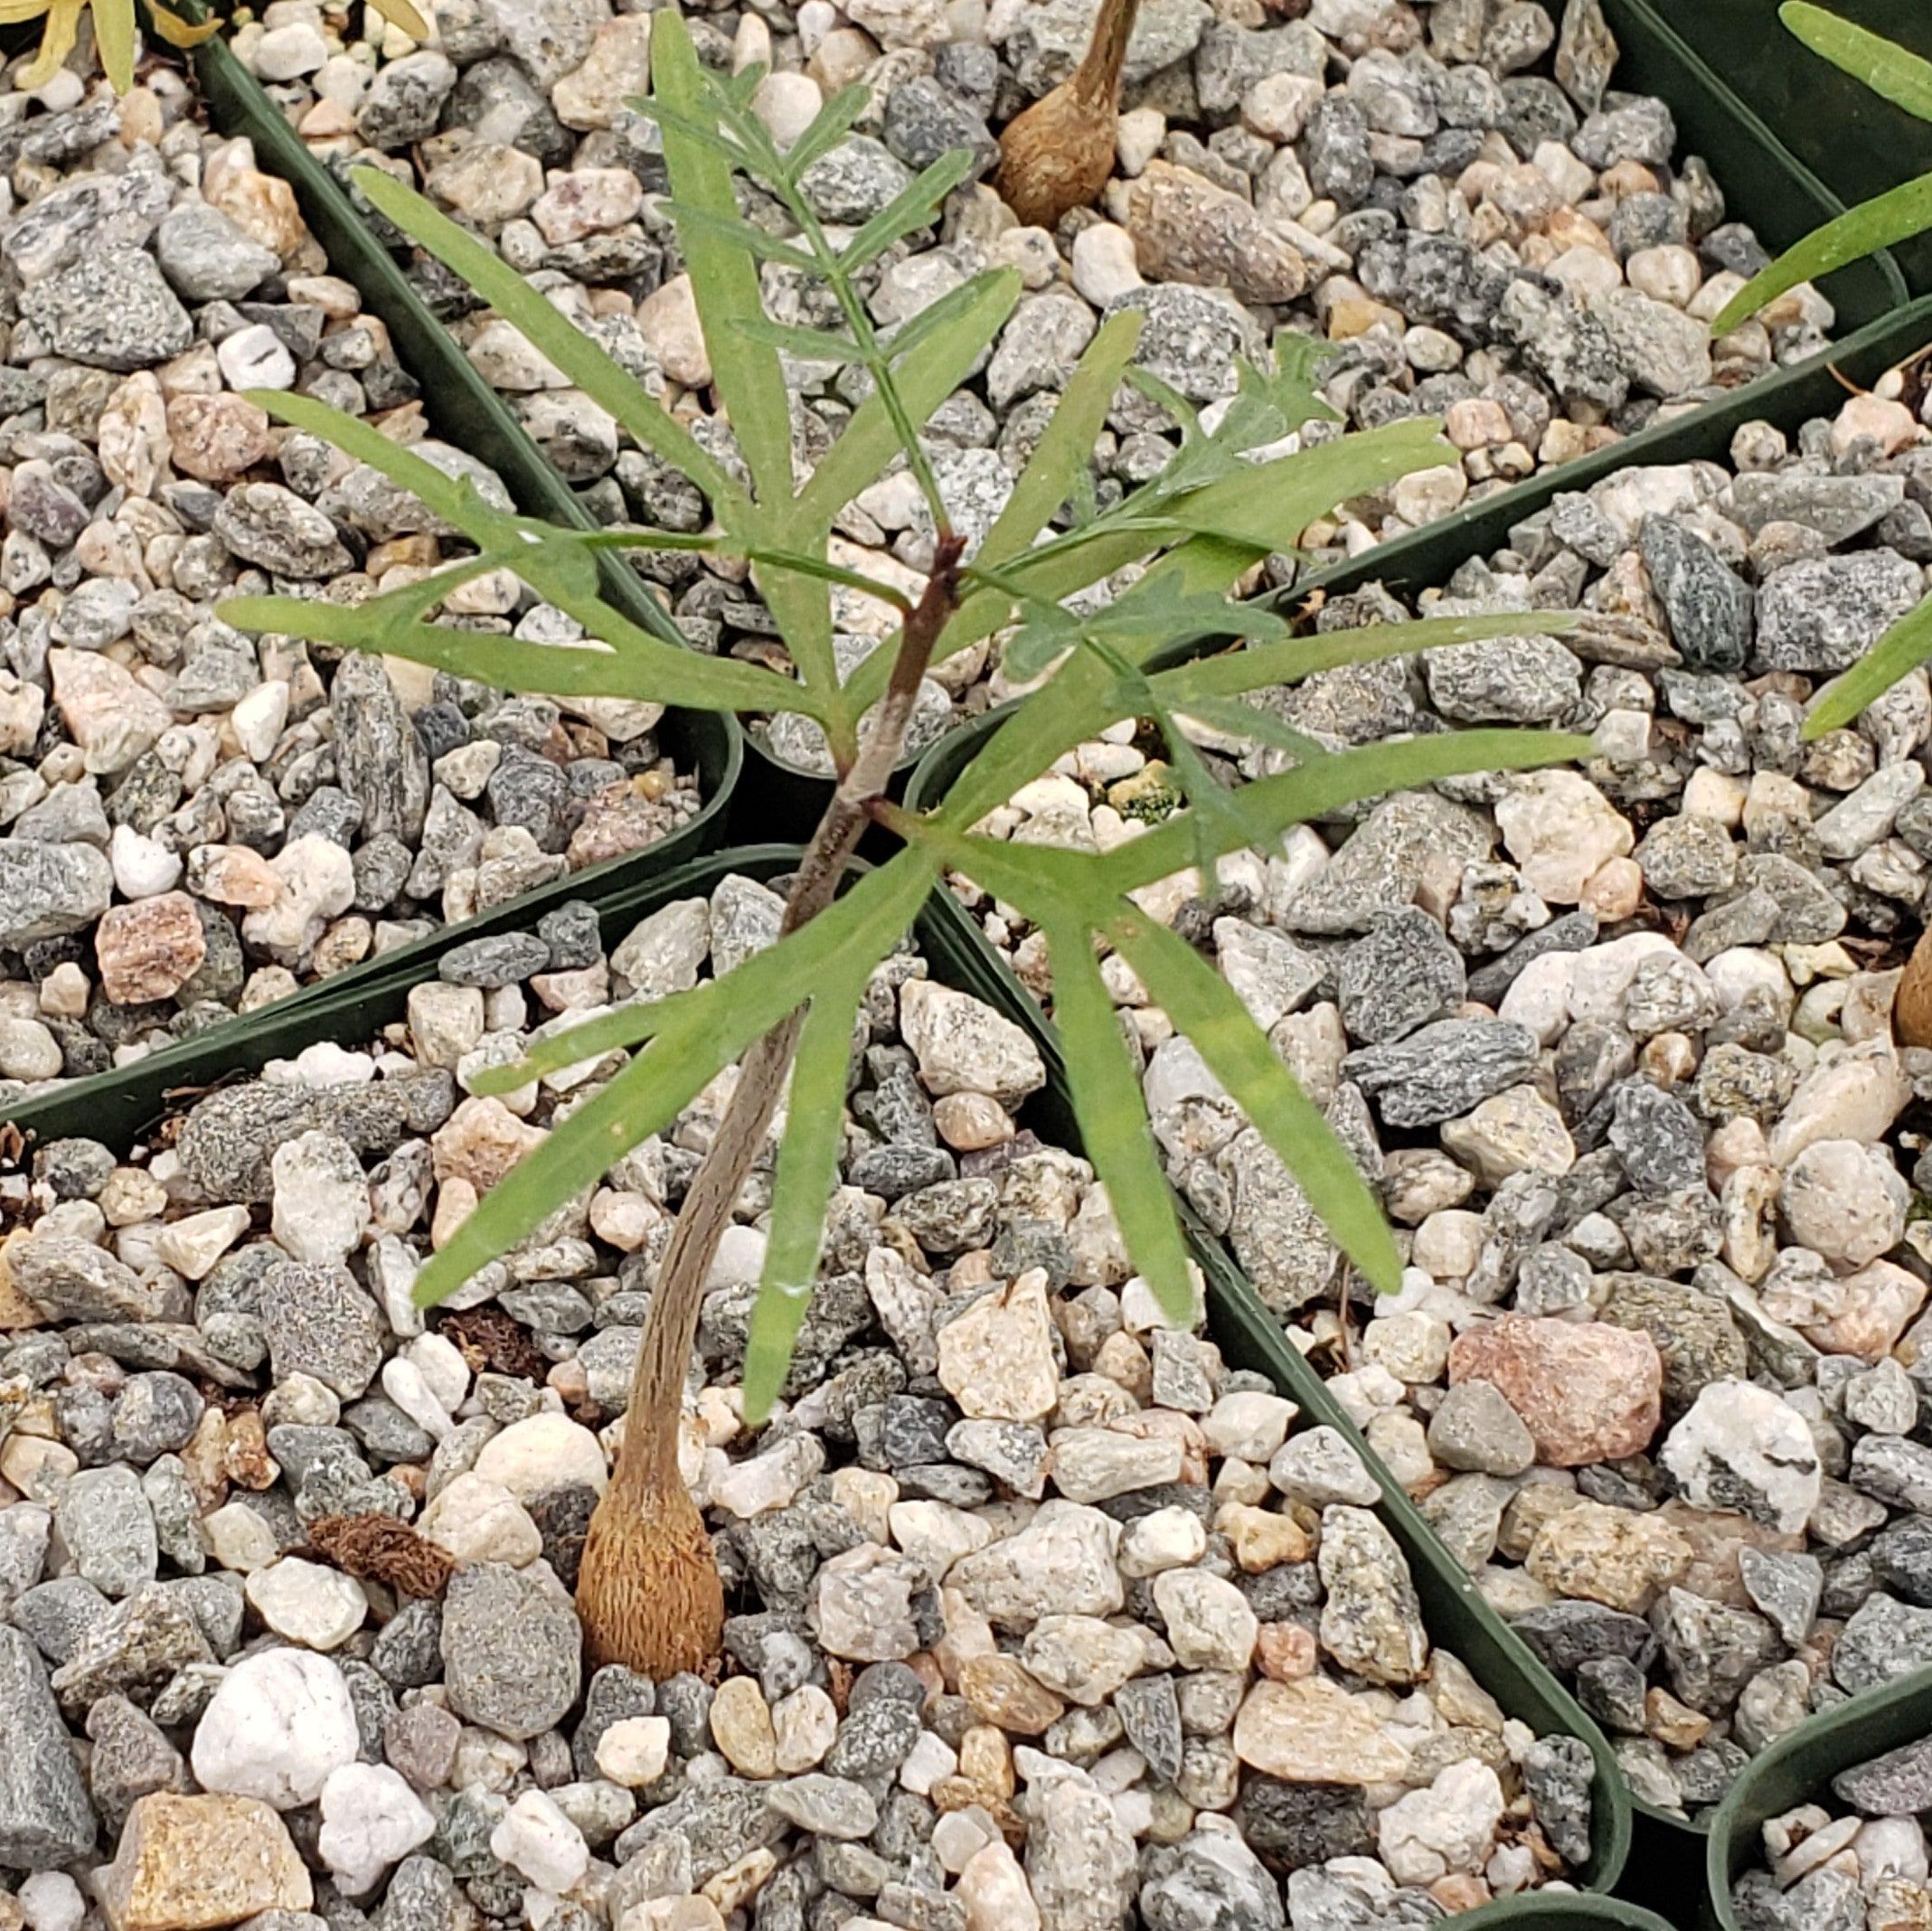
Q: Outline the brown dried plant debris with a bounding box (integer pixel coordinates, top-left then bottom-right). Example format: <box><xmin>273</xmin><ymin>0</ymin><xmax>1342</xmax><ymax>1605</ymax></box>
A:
<box><xmin>306</xmin><ymin>1512</ymin><xmax>457</xmax><ymax>1600</ymax></box>
<box><xmin>437</xmin><ymin>1306</ymin><xmax>549</xmax><ymax>1383</ymax></box>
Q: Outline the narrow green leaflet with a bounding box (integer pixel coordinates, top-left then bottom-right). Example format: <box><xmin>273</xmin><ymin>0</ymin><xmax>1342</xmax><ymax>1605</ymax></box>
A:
<box><xmin>416</xmin><ymin>1037</ymin><xmax>724</xmax><ymax>1308</ymax></box>
<box><xmin>652</xmin><ymin>13</ymin><xmax>796</xmax><ymax>515</ymax></box>
<box><xmin>1168</xmin><ymin>695</ymin><xmax>1330</xmax><ymax>763</ymax></box>
<box><xmin>1094</xmin><ymin>729</ymin><xmax>1592</xmax><ymax>899</ymax></box>
<box><xmin>349</xmin><ymin>166</ymin><xmax>744</xmax><ymax>517</ymax></box>
<box><xmin>747</xmin><ymin>548</ymin><xmax>913</xmax><ymax>612</ymax></box>
<box><xmin>1783</xmin><ymin>2</ymin><xmax>1932</xmax><ymax>120</ymax></box>
<box><xmin>250</xmin><ymin>388</ymin><xmax>523</xmax><ymax>546</ymax></box>
<box><xmin>94</xmin><ymin>0</ymin><xmax>136</xmax><ymax>93</ymax></box>
<box><xmin>840</xmin><ymin>151</ymin><xmax>980</xmax><ymax>271</ymax></box>
<box><xmin>782</xmin><ymin>82</ymin><xmax>870</xmax><ymax>177</ymax></box>
<box><xmin>419</xmin><ymin>852</ymin><xmax>934</xmax><ymax>1305</ymax></box>
<box><xmin>998</xmin><ymin>572</ymin><xmax>1288</xmax><ymax>685</ymax></box>
<box><xmin>1045</xmin><ymin>918</ymin><xmax>1197</xmax><ymax>1324</ymax></box>
<box><xmin>1111</xmin><ymin>904</ymin><xmax>1401</xmax><ymax>1295</ymax></box>
<box><xmin>1148</xmin><ymin>610</ymin><xmax>1580</xmax><ymax>709</ymax></box>
<box><xmin>796</xmin><ymin>270</ymin><xmax>1021</xmax><ymax>531</ymax></box>
<box><xmin>1124</xmin><ymin>367</ymin><xmax>1202</xmax><ymax>438</ymax></box>
<box><xmin>741</xmin><ymin>978</ymin><xmax>868</xmax><ymax>1422</ymax></box>
<box><xmin>221</xmin><ymin>593</ymin><xmax>801</xmax><ymax>712</ymax></box>
<box><xmin>730</xmin><ymin>316</ymin><xmax>867</xmax><ymax>364</ymax></box>
<box><xmin>1804</xmin><ymin>595</ymin><xmax>1932</xmax><ymax>736</ymax></box>
<box><xmin>923</xmin><ymin>415</ymin><xmax>1454</xmax><ymax>687</ymax></box>
<box><xmin>1712</xmin><ymin>173</ymin><xmax>1932</xmax><ymax>332</ymax></box>
<box><xmin>665</xmin><ymin>203</ymin><xmax>819</xmax><ymax>274</ymax></box>
<box><xmin>975</xmin><ymin>312</ymin><xmax>1140</xmax><ymax>570</ymax></box>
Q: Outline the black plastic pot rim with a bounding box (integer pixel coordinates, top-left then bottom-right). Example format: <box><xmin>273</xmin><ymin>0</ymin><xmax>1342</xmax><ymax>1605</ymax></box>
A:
<box><xmin>1705</xmin><ymin>1664</ymin><xmax>1932</xmax><ymax>1931</ymax></box>
<box><xmin>1634</xmin><ymin>0</ymin><xmax>1932</xmax><ymax>299</ymax></box>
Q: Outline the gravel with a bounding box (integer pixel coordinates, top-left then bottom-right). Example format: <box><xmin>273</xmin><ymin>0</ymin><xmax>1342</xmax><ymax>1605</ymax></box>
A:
<box><xmin>0</xmin><ymin>56</ymin><xmax>702</xmax><ymax>1095</ymax></box>
<box><xmin>221</xmin><ymin>0</ymin><xmax>1833</xmax><ymax>763</ymax></box>
<box><xmin>0</xmin><ymin>871</ymin><xmax>1597</xmax><ymax>1925</ymax></box>
<box><xmin>945</xmin><ymin>372</ymin><xmax>1932</xmax><ymax>1817</ymax></box>
<box><xmin>1730</xmin><ymin>1738</ymin><xmax>1932</xmax><ymax>1931</ymax></box>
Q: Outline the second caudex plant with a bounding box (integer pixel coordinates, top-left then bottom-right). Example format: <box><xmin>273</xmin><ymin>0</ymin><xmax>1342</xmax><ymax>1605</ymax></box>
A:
<box><xmin>225</xmin><ymin>16</ymin><xmax>1590</xmax><ymax>1677</ymax></box>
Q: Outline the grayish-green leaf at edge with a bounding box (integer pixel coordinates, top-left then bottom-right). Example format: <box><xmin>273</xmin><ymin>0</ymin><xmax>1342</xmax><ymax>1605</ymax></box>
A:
<box><xmin>1783</xmin><ymin>2</ymin><xmax>1932</xmax><ymax>121</ymax></box>
<box><xmin>1111</xmin><ymin>904</ymin><xmax>1401</xmax><ymax>1295</ymax></box>
<box><xmin>347</xmin><ymin>166</ymin><xmax>744</xmax><ymax>519</ymax></box>
<box><xmin>976</xmin><ymin>312</ymin><xmax>1143</xmax><ymax>573</ymax></box>
<box><xmin>1711</xmin><ymin>172</ymin><xmax>1932</xmax><ymax>333</ymax></box>
<box><xmin>651</xmin><ymin>13</ymin><xmax>796</xmax><ymax>514</ymax></box>
<box><xmin>741</xmin><ymin>976</ymin><xmax>870</xmax><ymax>1423</ymax></box>
<box><xmin>1046</xmin><ymin>918</ymin><xmax>1199</xmax><ymax>1325</ymax></box>
<box><xmin>1805</xmin><ymin>594</ymin><xmax>1932</xmax><ymax>736</ymax></box>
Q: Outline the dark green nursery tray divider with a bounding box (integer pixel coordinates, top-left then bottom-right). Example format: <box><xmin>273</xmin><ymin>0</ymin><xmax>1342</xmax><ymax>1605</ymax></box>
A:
<box><xmin>1593</xmin><ymin>0</ymin><xmax>1909</xmax><ymax>323</ymax></box>
<box><xmin>1707</xmin><ymin>1665</ymin><xmax>1932</xmax><ymax>1931</ymax></box>
<box><xmin>6</xmin><ymin>841</ymin><xmax>1630</xmax><ymax>1915</ymax></box>
<box><xmin>1638</xmin><ymin>0</ymin><xmax>1932</xmax><ymax>298</ymax></box>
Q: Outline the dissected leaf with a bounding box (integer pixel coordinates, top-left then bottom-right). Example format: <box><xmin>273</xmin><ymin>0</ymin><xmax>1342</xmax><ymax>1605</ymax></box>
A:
<box><xmin>976</xmin><ymin>311</ymin><xmax>1144</xmax><ymax>573</ymax></box>
<box><xmin>1111</xmin><ymin>904</ymin><xmax>1401</xmax><ymax>1295</ymax></box>
<box><xmin>1804</xmin><ymin>595</ymin><xmax>1932</xmax><ymax>736</ymax></box>
<box><xmin>781</xmin><ymin>81</ymin><xmax>869</xmax><ymax>177</ymax></box>
<box><xmin>471</xmin><ymin>850</ymin><xmax>935</xmax><ymax>1094</ymax></box>
<box><xmin>419</xmin><ymin>855</ymin><xmax>933</xmax><ymax>1307</ymax></box>
<box><xmin>840</xmin><ymin>150</ymin><xmax>979</xmax><ymax>271</ymax></box>
<box><xmin>653</xmin><ymin>12</ymin><xmax>796</xmax><ymax>513</ymax></box>
<box><xmin>796</xmin><ymin>269</ymin><xmax>1021</xmax><ymax>530</ymax></box>
<box><xmin>741</xmin><ymin>976</ymin><xmax>866</xmax><ymax>1422</ymax></box>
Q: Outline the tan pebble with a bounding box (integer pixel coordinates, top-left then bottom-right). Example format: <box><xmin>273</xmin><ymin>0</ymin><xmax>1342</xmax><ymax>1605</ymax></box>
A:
<box><xmin>708</xmin><ymin>1676</ymin><xmax>778</xmax><ymax>1779</ymax></box>
<box><xmin>1579</xmin><ymin>854</ymin><xmax>1644</xmax><ymax>919</ymax></box>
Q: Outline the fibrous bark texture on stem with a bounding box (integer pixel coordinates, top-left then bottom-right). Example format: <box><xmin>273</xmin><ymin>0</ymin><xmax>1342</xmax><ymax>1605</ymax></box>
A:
<box><xmin>575</xmin><ymin>537</ymin><xmax>966</xmax><ymax>1678</ymax></box>
<box><xmin>994</xmin><ymin>0</ymin><xmax>1144</xmax><ymax>231</ymax></box>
